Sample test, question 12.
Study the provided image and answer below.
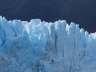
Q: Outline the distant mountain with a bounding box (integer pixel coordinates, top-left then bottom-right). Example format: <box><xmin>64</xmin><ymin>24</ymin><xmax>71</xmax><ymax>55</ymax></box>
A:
<box><xmin>0</xmin><ymin>0</ymin><xmax>96</xmax><ymax>33</ymax></box>
<box><xmin>61</xmin><ymin>0</ymin><xmax>96</xmax><ymax>33</ymax></box>
<box><xmin>0</xmin><ymin>0</ymin><xmax>69</xmax><ymax>21</ymax></box>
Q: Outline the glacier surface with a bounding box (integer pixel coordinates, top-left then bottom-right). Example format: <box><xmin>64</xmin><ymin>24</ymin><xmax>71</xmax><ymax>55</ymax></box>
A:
<box><xmin>0</xmin><ymin>16</ymin><xmax>96</xmax><ymax>72</ymax></box>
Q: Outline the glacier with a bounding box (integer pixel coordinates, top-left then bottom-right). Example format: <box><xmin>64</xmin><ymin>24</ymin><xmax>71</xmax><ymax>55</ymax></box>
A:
<box><xmin>0</xmin><ymin>16</ymin><xmax>96</xmax><ymax>72</ymax></box>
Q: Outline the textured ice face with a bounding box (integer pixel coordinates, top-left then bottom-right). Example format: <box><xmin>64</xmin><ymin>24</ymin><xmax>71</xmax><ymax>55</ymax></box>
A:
<box><xmin>0</xmin><ymin>16</ymin><xmax>96</xmax><ymax>72</ymax></box>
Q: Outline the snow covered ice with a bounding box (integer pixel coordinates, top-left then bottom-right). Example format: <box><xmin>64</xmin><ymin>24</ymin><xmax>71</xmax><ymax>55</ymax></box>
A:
<box><xmin>0</xmin><ymin>16</ymin><xmax>96</xmax><ymax>72</ymax></box>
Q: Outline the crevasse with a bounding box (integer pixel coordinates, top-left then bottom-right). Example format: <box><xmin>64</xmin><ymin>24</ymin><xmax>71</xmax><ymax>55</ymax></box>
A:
<box><xmin>0</xmin><ymin>16</ymin><xmax>96</xmax><ymax>72</ymax></box>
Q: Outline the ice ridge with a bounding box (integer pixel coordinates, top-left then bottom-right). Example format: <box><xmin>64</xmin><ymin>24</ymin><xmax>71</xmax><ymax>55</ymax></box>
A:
<box><xmin>0</xmin><ymin>16</ymin><xmax>96</xmax><ymax>72</ymax></box>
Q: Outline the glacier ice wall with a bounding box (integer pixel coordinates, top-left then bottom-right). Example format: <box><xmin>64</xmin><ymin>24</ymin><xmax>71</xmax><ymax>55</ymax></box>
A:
<box><xmin>0</xmin><ymin>16</ymin><xmax>96</xmax><ymax>72</ymax></box>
